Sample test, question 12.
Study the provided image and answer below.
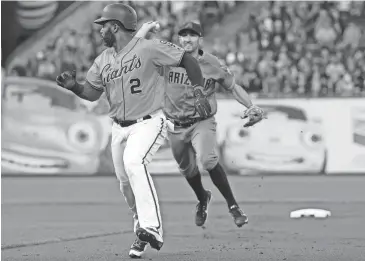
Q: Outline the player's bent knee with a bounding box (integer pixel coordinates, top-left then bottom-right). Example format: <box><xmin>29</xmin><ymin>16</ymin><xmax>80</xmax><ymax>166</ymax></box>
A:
<box><xmin>124</xmin><ymin>161</ymin><xmax>142</xmax><ymax>176</ymax></box>
<box><xmin>200</xmin><ymin>155</ymin><xmax>219</xmax><ymax>171</ymax></box>
<box><xmin>180</xmin><ymin>165</ymin><xmax>199</xmax><ymax>179</ymax></box>
<box><xmin>123</xmin><ymin>156</ymin><xmax>139</xmax><ymax>167</ymax></box>
<box><xmin>123</xmin><ymin>154</ymin><xmax>144</xmax><ymax>175</ymax></box>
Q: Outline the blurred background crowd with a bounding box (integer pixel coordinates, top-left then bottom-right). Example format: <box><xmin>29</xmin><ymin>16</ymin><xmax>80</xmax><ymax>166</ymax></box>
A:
<box><xmin>212</xmin><ymin>1</ymin><xmax>365</xmax><ymax>97</ymax></box>
<box><xmin>4</xmin><ymin>1</ymin><xmax>235</xmax><ymax>82</ymax></box>
<box><xmin>3</xmin><ymin>1</ymin><xmax>365</xmax><ymax>98</ymax></box>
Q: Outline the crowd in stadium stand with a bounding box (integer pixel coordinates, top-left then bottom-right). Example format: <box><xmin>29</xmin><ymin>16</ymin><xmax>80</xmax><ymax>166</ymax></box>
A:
<box><xmin>7</xmin><ymin>1</ymin><xmax>365</xmax><ymax>98</ymax></box>
<box><xmin>8</xmin><ymin>1</ymin><xmax>234</xmax><ymax>83</ymax></box>
<box><xmin>212</xmin><ymin>1</ymin><xmax>365</xmax><ymax>97</ymax></box>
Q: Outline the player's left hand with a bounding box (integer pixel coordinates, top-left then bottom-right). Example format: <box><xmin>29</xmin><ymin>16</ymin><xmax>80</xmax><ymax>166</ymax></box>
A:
<box><xmin>242</xmin><ymin>105</ymin><xmax>265</xmax><ymax>127</ymax></box>
<box><xmin>56</xmin><ymin>70</ymin><xmax>77</xmax><ymax>90</ymax></box>
<box><xmin>135</xmin><ymin>21</ymin><xmax>160</xmax><ymax>38</ymax></box>
<box><xmin>194</xmin><ymin>87</ymin><xmax>212</xmax><ymax>118</ymax></box>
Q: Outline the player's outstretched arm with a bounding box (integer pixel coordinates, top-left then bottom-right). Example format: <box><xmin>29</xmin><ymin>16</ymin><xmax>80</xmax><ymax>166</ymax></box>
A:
<box><xmin>179</xmin><ymin>53</ymin><xmax>204</xmax><ymax>87</ymax></box>
<box><xmin>214</xmin><ymin>63</ymin><xmax>253</xmax><ymax>108</ymax></box>
<box><xmin>231</xmin><ymin>83</ymin><xmax>253</xmax><ymax>109</ymax></box>
<box><xmin>56</xmin><ymin>71</ymin><xmax>103</xmax><ymax>102</ymax></box>
<box><xmin>215</xmin><ymin>63</ymin><xmax>264</xmax><ymax>125</ymax></box>
<box><xmin>232</xmin><ymin>83</ymin><xmax>265</xmax><ymax>127</ymax></box>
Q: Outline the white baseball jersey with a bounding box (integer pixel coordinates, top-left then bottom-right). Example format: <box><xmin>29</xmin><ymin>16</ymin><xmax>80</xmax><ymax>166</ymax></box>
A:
<box><xmin>86</xmin><ymin>37</ymin><xmax>185</xmax><ymax>121</ymax></box>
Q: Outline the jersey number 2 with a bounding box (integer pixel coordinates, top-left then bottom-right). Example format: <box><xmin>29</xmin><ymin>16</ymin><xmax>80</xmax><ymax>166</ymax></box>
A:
<box><xmin>130</xmin><ymin>78</ymin><xmax>142</xmax><ymax>94</ymax></box>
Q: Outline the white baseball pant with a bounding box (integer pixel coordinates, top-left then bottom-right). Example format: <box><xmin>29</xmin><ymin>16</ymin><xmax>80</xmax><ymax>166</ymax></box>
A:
<box><xmin>111</xmin><ymin>109</ymin><xmax>167</xmax><ymax>237</ymax></box>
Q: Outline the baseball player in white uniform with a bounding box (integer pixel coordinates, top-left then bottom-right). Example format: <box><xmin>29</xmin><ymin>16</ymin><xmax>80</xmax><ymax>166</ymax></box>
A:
<box><xmin>55</xmin><ymin>3</ymin><xmax>205</xmax><ymax>258</ymax></box>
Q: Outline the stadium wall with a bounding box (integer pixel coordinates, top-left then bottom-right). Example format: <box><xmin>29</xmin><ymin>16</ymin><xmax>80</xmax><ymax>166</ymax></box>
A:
<box><xmin>1</xmin><ymin>78</ymin><xmax>365</xmax><ymax>176</ymax></box>
<box><xmin>215</xmin><ymin>98</ymin><xmax>365</xmax><ymax>175</ymax></box>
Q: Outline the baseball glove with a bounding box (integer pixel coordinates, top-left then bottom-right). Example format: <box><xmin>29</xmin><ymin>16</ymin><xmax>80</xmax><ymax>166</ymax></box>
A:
<box><xmin>242</xmin><ymin>105</ymin><xmax>265</xmax><ymax>127</ymax></box>
<box><xmin>56</xmin><ymin>70</ymin><xmax>77</xmax><ymax>90</ymax></box>
<box><xmin>193</xmin><ymin>87</ymin><xmax>212</xmax><ymax>118</ymax></box>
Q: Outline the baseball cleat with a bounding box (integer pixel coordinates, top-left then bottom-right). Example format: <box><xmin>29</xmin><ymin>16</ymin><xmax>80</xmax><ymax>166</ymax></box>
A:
<box><xmin>136</xmin><ymin>227</ymin><xmax>163</xmax><ymax>251</ymax></box>
<box><xmin>229</xmin><ymin>205</ymin><xmax>248</xmax><ymax>227</ymax></box>
<box><xmin>129</xmin><ymin>238</ymin><xmax>148</xmax><ymax>258</ymax></box>
<box><xmin>133</xmin><ymin>214</ymin><xmax>140</xmax><ymax>233</ymax></box>
<box><xmin>195</xmin><ymin>190</ymin><xmax>212</xmax><ymax>227</ymax></box>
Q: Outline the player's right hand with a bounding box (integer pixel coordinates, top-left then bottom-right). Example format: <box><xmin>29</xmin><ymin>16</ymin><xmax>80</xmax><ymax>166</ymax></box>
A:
<box><xmin>135</xmin><ymin>21</ymin><xmax>160</xmax><ymax>38</ymax></box>
<box><xmin>56</xmin><ymin>70</ymin><xmax>77</xmax><ymax>90</ymax></box>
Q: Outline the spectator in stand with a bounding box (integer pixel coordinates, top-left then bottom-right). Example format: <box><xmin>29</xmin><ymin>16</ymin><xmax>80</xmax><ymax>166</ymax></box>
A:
<box><xmin>8</xmin><ymin>65</ymin><xmax>27</xmax><ymax>77</ymax></box>
<box><xmin>35</xmin><ymin>51</ymin><xmax>57</xmax><ymax>81</ymax></box>
<box><xmin>314</xmin><ymin>10</ymin><xmax>340</xmax><ymax>48</ymax></box>
<box><xmin>326</xmin><ymin>54</ymin><xmax>345</xmax><ymax>92</ymax></box>
<box><xmin>311</xmin><ymin>64</ymin><xmax>322</xmax><ymax>97</ymax></box>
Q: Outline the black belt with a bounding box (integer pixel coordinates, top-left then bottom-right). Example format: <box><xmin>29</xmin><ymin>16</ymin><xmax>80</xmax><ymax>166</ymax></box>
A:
<box><xmin>172</xmin><ymin>117</ymin><xmax>206</xmax><ymax>128</ymax></box>
<box><xmin>114</xmin><ymin>115</ymin><xmax>152</xmax><ymax>127</ymax></box>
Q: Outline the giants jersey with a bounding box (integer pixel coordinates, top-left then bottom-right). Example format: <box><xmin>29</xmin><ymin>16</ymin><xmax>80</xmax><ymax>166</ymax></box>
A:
<box><xmin>163</xmin><ymin>50</ymin><xmax>235</xmax><ymax>121</ymax></box>
<box><xmin>86</xmin><ymin>37</ymin><xmax>185</xmax><ymax>121</ymax></box>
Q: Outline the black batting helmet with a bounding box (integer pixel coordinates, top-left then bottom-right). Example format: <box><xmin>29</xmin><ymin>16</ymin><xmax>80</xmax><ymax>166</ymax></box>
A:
<box><xmin>94</xmin><ymin>3</ymin><xmax>137</xmax><ymax>31</ymax></box>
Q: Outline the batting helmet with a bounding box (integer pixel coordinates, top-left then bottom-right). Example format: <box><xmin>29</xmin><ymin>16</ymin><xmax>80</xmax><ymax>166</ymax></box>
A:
<box><xmin>94</xmin><ymin>3</ymin><xmax>137</xmax><ymax>31</ymax></box>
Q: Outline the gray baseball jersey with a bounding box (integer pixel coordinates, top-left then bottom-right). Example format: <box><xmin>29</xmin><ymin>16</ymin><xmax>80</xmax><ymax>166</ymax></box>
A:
<box><xmin>162</xmin><ymin>50</ymin><xmax>235</xmax><ymax>122</ymax></box>
<box><xmin>86</xmin><ymin>37</ymin><xmax>185</xmax><ymax>121</ymax></box>
<box><xmin>163</xmin><ymin>50</ymin><xmax>236</xmax><ymax>177</ymax></box>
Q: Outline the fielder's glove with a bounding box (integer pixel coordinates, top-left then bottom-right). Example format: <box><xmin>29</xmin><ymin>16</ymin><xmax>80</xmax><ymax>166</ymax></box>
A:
<box><xmin>242</xmin><ymin>105</ymin><xmax>265</xmax><ymax>127</ymax></box>
<box><xmin>193</xmin><ymin>86</ymin><xmax>212</xmax><ymax>118</ymax></box>
<box><xmin>56</xmin><ymin>70</ymin><xmax>77</xmax><ymax>90</ymax></box>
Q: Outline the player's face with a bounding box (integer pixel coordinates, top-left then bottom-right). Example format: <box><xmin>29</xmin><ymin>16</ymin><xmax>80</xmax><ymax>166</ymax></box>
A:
<box><xmin>100</xmin><ymin>22</ymin><xmax>116</xmax><ymax>47</ymax></box>
<box><xmin>178</xmin><ymin>30</ymin><xmax>200</xmax><ymax>53</ymax></box>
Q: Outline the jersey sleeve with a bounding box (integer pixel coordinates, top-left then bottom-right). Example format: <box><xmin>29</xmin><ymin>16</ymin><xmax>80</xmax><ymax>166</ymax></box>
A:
<box><xmin>86</xmin><ymin>56</ymin><xmax>104</xmax><ymax>91</ymax></box>
<box><xmin>149</xmin><ymin>39</ymin><xmax>185</xmax><ymax>67</ymax></box>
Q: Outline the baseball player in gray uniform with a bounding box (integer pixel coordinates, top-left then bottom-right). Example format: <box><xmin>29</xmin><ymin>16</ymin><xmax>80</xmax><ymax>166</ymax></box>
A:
<box><xmin>55</xmin><ymin>4</ymin><xmax>205</xmax><ymax>258</ymax></box>
<box><xmin>136</xmin><ymin>21</ymin><xmax>264</xmax><ymax>229</ymax></box>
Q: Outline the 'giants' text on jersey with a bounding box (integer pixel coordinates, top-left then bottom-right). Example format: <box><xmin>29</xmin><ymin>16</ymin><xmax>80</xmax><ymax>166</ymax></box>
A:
<box><xmin>101</xmin><ymin>54</ymin><xmax>142</xmax><ymax>86</ymax></box>
<box><xmin>86</xmin><ymin>37</ymin><xmax>185</xmax><ymax>121</ymax></box>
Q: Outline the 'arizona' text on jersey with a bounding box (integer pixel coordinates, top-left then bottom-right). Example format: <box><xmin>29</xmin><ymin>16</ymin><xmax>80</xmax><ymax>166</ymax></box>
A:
<box><xmin>163</xmin><ymin>50</ymin><xmax>235</xmax><ymax>121</ymax></box>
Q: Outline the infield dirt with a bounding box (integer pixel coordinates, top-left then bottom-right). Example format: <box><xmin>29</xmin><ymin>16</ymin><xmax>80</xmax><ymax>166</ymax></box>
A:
<box><xmin>2</xmin><ymin>175</ymin><xmax>365</xmax><ymax>261</ymax></box>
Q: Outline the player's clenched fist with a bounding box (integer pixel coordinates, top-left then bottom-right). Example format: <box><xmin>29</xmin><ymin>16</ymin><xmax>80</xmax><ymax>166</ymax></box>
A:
<box><xmin>56</xmin><ymin>70</ymin><xmax>77</xmax><ymax>89</ymax></box>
